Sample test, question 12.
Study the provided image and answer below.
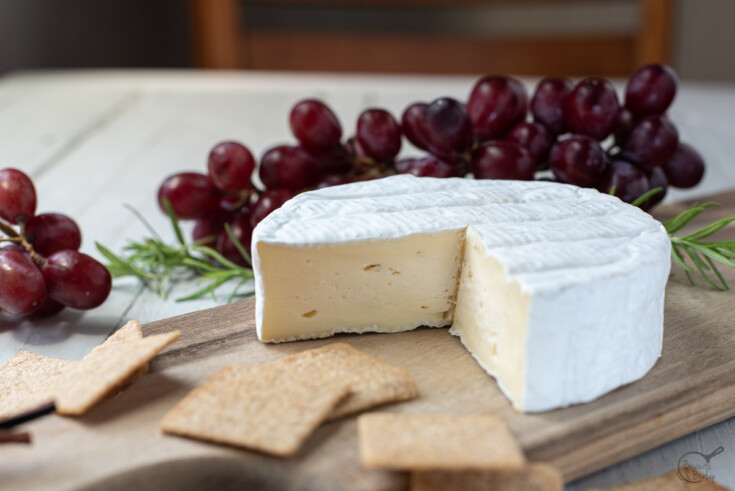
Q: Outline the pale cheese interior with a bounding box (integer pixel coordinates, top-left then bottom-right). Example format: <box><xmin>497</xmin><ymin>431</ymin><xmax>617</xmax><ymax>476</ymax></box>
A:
<box><xmin>258</xmin><ymin>230</ymin><xmax>465</xmax><ymax>341</ymax></box>
<box><xmin>258</xmin><ymin>227</ymin><xmax>530</xmax><ymax>405</ymax></box>
<box><xmin>450</xmin><ymin>227</ymin><xmax>530</xmax><ymax>406</ymax></box>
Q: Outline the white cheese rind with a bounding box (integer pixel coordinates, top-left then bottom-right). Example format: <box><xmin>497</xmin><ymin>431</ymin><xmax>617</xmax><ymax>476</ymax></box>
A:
<box><xmin>251</xmin><ymin>175</ymin><xmax>670</xmax><ymax>412</ymax></box>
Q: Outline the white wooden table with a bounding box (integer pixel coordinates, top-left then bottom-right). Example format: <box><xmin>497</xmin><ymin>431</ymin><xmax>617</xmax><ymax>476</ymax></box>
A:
<box><xmin>1</xmin><ymin>71</ymin><xmax>734</xmax><ymax>489</ymax></box>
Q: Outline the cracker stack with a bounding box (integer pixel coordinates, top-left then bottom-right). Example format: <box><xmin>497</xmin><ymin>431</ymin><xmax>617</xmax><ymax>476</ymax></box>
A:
<box><xmin>160</xmin><ymin>342</ymin><xmax>419</xmax><ymax>456</ymax></box>
<box><xmin>0</xmin><ymin>320</ymin><xmax>179</xmax><ymax>421</ymax></box>
<box><xmin>358</xmin><ymin>413</ymin><xmax>563</xmax><ymax>491</ymax></box>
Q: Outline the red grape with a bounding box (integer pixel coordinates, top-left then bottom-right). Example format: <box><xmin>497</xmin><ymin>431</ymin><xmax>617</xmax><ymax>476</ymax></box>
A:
<box><xmin>25</xmin><ymin>213</ymin><xmax>82</xmax><ymax>257</ymax></box>
<box><xmin>642</xmin><ymin>166</ymin><xmax>668</xmax><ymax>210</ymax></box>
<box><xmin>315</xmin><ymin>173</ymin><xmax>354</xmax><ymax>188</ymax></box>
<box><xmin>192</xmin><ymin>210</ymin><xmax>229</xmax><ymax>249</ymax></box>
<box><xmin>625</xmin><ymin>64</ymin><xmax>678</xmax><ymax>118</ymax></box>
<box><xmin>663</xmin><ymin>142</ymin><xmax>705</xmax><ymax>188</ymax></box>
<box><xmin>310</xmin><ymin>146</ymin><xmax>353</xmax><ymax>175</ymax></box>
<box><xmin>345</xmin><ymin>137</ymin><xmax>368</xmax><ymax>159</ymax></box>
<box><xmin>467</xmin><ymin>76</ymin><xmax>528</xmax><ymax>141</ymax></box>
<box><xmin>207</xmin><ymin>141</ymin><xmax>256</xmax><ymax>192</ymax></box>
<box><xmin>393</xmin><ymin>158</ymin><xmax>418</xmax><ymax>174</ymax></box>
<box><xmin>472</xmin><ymin>141</ymin><xmax>536</xmax><ymax>180</ymax></box>
<box><xmin>597</xmin><ymin>159</ymin><xmax>650</xmax><ymax>204</ymax></box>
<box><xmin>0</xmin><ymin>168</ymin><xmax>37</xmax><ymax>224</ymax></box>
<box><xmin>158</xmin><ymin>173</ymin><xmax>220</xmax><ymax>220</ymax></box>
<box><xmin>356</xmin><ymin>109</ymin><xmax>402</xmax><ymax>162</ymax></box>
<box><xmin>395</xmin><ymin>156</ymin><xmax>458</xmax><ymax>178</ymax></box>
<box><xmin>401</xmin><ymin>103</ymin><xmax>429</xmax><ymax>150</ymax></box>
<box><xmin>219</xmin><ymin>193</ymin><xmax>243</xmax><ymax>212</ymax></box>
<box><xmin>621</xmin><ymin>115</ymin><xmax>679</xmax><ymax>168</ymax></box>
<box><xmin>0</xmin><ymin>250</ymin><xmax>46</xmax><ymax>315</ymax></box>
<box><xmin>289</xmin><ymin>99</ymin><xmax>342</xmax><ymax>154</ymax></box>
<box><xmin>564</xmin><ymin>78</ymin><xmax>620</xmax><ymax>140</ymax></box>
<box><xmin>549</xmin><ymin>136</ymin><xmax>607</xmax><ymax>187</ymax></box>
<box><xmin>259</xmin><ymin>145</ymin><xmax>319</xmax><ymax>191</ymax></box>
<box><xmin>531</xmin><ymin>77</ymin><xmax>573</xmax><ymax>135</ymax></box>
<box><xmin>250</xmin><ymin>189</ymin><xmax>294</xmax><ymax>228</ymax></box>
<box><xmin>1</xmin><ymin>243</ymin><xmax>27</xmax><ymax>253</ymax></box>
<box><xmin>612</xmin><ymin>108</ymin><xmax>634</xmax><ymax>146</ymax></box>
<box><xmin>422</xmin><ymin>97</ymin><xmax>472</xmax><ymax>159</ymax></box>
<box><xmin>30</xmin><ymin>297</ymin><xmax>65</xmax><ymax>317</ymax></box>
<box><xmin>505</xmin><ymin>122</ymin><xmax>553</xmax><ymax>168</ymax></box>
<box><xmin>217</xmin><ymin>212</ymin><xmax>253</xmax><ymax>267</ymax></box>
<box><xmin>42</xmin><ymin>251</ymin><xmax>112</xmax><ymax>310</ymax></box>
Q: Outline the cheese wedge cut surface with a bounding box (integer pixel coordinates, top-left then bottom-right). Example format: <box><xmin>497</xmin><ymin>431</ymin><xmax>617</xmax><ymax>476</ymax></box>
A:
<box><xmin>252</xmin><ymin>175</ymin><xmax>671</xmax><ymax>412</ymax></box>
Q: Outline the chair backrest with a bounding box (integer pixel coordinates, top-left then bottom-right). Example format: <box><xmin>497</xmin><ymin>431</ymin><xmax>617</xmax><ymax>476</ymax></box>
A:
<box><xmin>190</xmin><ymin>0</ymin><xmax>672</xmax><ymax>76</ymax></box>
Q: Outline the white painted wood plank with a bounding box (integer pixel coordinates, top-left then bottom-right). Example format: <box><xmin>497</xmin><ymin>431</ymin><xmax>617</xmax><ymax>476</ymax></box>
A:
<box><xmin>1</xmin><ymin>70</ymin><xmax>480</xmax><ymax>96</ymax></box>
<box><xmin>3</xmin><ymin>70</ymin><xmax>732</xmax><ymax>200</ymax></box>
<box><xmin>0</xmin><ymin>83</ymin><xmax>136</xmax><ymax>179</ymax></box>
<box><xmin>0</xmin><ymin>92</ymin><xmax>271</xmax><ymax>361</ymax></box>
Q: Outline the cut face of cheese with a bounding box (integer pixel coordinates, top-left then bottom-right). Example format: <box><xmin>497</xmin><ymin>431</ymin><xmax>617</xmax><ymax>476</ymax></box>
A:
<box><xmin>252</xmin><ymin>175</ymin><xmax>671</xmax><ymax>412</ymax></box>
<box><xmin>452</xmin><ymin>228</ymin><xmax>531</xmax><ymax>407</ymax></box>
<box><xmin>257</xmin><ymin>230</ymin><xmax>464</xmax><ymax>341</ymax></box>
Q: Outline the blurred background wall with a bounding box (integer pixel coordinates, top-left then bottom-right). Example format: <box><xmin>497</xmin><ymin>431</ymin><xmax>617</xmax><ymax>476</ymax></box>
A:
<box><xmin>0</xmin><ymin>0</ymin><xmax>733</xmax><ymax>82</ymax></box>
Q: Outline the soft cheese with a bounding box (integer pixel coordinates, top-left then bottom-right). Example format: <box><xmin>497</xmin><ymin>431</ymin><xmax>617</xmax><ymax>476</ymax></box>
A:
<box><xmin>251</xmin><ymin>175</ymin><xmax>671</xmax><ymax>412</ymax></box>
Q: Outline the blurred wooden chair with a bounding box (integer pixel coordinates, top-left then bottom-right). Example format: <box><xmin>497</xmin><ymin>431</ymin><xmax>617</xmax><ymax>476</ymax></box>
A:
<box><xmin>189</xmin><ymin>0</ymin><xmax>671</xmax><ymax>76</ymax></box>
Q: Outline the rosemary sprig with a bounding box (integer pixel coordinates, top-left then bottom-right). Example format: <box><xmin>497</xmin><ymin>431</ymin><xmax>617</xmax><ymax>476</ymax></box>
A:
<box><xmin>664</xmin><ymin>203</ymin><xmax>735</xmax><ymax>291</ymax></box>
<box><xmin>96</xmin><ymin>199</ymin><xmax>254</xmax><ymax>302</ymax></box>
<box><xmin>612</xmin><ymin>186</ymin><xmax>735</xmax><ymax>290</ymax></box>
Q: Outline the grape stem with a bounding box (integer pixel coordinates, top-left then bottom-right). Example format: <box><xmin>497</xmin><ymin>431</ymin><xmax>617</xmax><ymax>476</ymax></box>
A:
<box><xmin>226</xmin><ymin>188</ymin><xmax>258</xmax><ymax>212</ymax></box>
<box><xmin>0</xmin><ymin>220</ymin><xmax>18</xmax><ymax>238</ymax></box>
<box><xmin>0</xmin><ymin>217</ymin><xmax>45</xmax><ymax>267</ymax></box>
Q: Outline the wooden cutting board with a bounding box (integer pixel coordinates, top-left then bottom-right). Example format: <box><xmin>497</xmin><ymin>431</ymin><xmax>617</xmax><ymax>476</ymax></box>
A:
<box><xmin>3</xmin><ymin>193</ymin><xmax>735</xmax><ymax>491</ymax></box>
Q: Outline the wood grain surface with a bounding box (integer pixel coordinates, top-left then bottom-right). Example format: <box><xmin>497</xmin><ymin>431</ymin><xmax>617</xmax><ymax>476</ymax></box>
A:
<box><xmin>2</xmin><ymin>192</ymin><xmax>735</xmax><ymax>491</ymax></box>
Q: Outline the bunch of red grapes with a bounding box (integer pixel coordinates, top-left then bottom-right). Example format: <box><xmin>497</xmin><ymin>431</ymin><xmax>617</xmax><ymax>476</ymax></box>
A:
<box><xmin>158</xmin><ymin>64</ymin><xmax>705</xmax><ymax>263</ymax></box>
<box><xmin>0</xmin><ymin>168</ymin><xmax>111</xmax><ymax>317</ymax></box>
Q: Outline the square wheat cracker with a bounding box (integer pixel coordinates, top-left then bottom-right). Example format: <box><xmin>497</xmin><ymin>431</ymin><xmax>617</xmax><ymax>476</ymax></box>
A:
<box><xmin>0</xmin><ymin>351</ymin><xmax>75</xmax><ymax>420</ymax></box>
<box><xmin>0</xmin><ymin>320</ymin><xmax>179</xmax><ymax>418</ymax></box>
<box><xmin>411</xmin><ymin>464</ymin><xmax>563</xmax><ymax>491</ymax></box>
<box><xmin>271</xmin><ymin>342</ymin><xmax>418</xmax><ymax>419</ymax></box>
<box><xmin>52</xmin><ymin>327</ymin><xmax>180</xmax><ymax>415</ymax></box>
<box><xmin>359</xmin><ymin>413</ymin><xmax>526</xmax><ymax>470</ymax></box>
<box><xmin>160</xmin><ymin>363</ymin><xmax>350</xmax><ymax>457</ymax></box>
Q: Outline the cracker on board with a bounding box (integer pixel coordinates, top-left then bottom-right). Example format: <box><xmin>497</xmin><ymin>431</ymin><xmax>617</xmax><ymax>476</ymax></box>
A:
<box><xmin>0</xmin><ymin>320</ymin><xmax>179</xmax><ymax>419</ymax></box>
<box><xmin>271</xmin><ymin>342</ymin><xmax>418</xmax><ymax>419</ymax></box>
<box><xmin>52</xmin><ymin>323</ymin><xmax>179</xmax><ymax>415</ymax></box>
<box><xmin>587</xmin><ymin>467</ymin><xmax>731</xmax><ymax>491</ymax></box>
<box><xmin>358</xmin><ymin>413</ymin><xmax>526</xmax><ymax>470</ymax></box>
<box><xmin>159</xmin><ymin>363</ymin><xmax>350</xmax><ymax>457</ymax></box>
<box><xmin>0</xmin><ymin>352</ymin><xmax>74</xmax><ymax>420</ymax></box>
<box><xmin>411</xmin><ymin>464</ymin><xmax>563</xmax><ymax>491</ymax></box>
